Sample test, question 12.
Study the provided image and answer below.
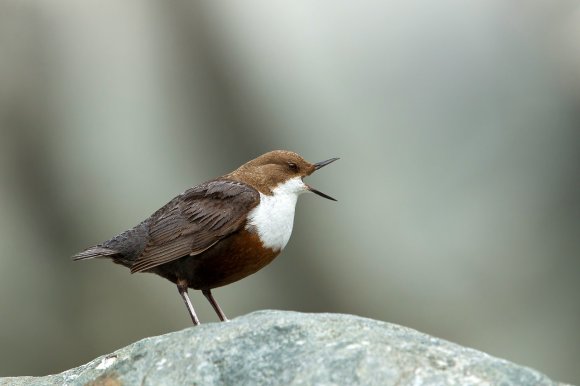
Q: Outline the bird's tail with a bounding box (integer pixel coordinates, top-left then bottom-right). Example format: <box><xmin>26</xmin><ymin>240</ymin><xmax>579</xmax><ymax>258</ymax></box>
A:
<box><xmin>72</xmin><ymin>246</ymin><xmax>118</xmax><ymax>261</ymax></box>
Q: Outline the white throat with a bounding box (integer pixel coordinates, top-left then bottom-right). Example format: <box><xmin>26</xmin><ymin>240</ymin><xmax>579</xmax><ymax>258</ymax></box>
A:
<box><xmin>245</xmin><ymin>177</ymin><xmax>307</xmax><ymax>251</ymax></box>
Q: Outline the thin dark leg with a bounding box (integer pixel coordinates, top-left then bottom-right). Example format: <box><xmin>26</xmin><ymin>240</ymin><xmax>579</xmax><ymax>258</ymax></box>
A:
<box><xmin>177</xmin><ymin>280</ymin><xmax>200</xmax><ymax>325</ymax></box>
<box><xmin>202</xmin><ymin>289</ymin><xmax>228</xmax><ymax>322</ymax></box>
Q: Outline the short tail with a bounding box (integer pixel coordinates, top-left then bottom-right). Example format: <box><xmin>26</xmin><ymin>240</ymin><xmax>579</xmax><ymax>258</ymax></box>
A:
<box><xmin>72</xmin><ymin>246</ymin><xmax>118</xmax><ymax>261</ymax></box>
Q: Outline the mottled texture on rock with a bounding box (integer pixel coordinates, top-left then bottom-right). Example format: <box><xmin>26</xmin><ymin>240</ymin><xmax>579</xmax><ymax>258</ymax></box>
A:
<box><xmin>0</xmin><ymin>311</ymin><xmax>566</xmax><ymax>386</ymax></box>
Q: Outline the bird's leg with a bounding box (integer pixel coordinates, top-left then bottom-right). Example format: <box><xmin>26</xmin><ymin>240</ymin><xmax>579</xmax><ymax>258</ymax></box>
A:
<box><xmin>177</xmin><ymin>280</ymin><xmax>200</xmax><ymax>325</ymax></box>
<box><xmin>202</xmin><ymin>289</ymin><xmax>229</xmax><ymax>322</ymax></box>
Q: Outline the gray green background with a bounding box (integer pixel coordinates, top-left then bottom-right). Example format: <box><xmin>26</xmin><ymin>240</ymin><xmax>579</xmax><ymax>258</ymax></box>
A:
<box><xmin>1</xmin><ymin>0</ymin><xmax>579</xmax><ymax>384</ymax></box>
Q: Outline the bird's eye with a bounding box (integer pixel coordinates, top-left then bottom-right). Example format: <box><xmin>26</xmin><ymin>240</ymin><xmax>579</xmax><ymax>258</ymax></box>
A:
<box><xmin>287</xmin><ymin>162</ymin><xmax>299</xmax><ymax>172</ymax></box>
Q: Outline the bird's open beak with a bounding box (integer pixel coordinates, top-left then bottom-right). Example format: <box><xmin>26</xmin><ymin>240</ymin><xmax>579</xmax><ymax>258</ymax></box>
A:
<box><xmin>308</xmin><ymin>157</ymin><xmax>339</xmax><ymax>201</ymax></box>
<box><xmin>314</xmin><ymin>157</ymin><xmax>339</xmax><ymax>170</ymax></box>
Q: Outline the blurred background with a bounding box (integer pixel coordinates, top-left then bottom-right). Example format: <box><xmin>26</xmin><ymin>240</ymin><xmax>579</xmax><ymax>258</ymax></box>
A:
<box><xmin>1</xmin><ymin>0</ymin><xmax>579</xmax><ymax>383</ymax></box>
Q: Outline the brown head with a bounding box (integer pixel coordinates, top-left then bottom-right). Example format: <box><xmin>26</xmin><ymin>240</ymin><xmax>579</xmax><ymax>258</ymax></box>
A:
<box><xmin>225</xmin><ymin>150</ymin><xmax>338</xmax><ymax>199</ymax></box>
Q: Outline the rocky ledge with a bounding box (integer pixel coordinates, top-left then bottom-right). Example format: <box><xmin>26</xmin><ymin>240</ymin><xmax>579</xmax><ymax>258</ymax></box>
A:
<box><xmin>0</xmin><ymin>310</ymin><xmax>567</xmax><ymax>386</ymax></box>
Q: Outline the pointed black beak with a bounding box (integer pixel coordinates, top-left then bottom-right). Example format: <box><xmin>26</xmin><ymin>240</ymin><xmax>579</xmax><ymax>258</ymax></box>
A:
<box><xmin>314</xmin><ymin>157</ymin><xmax>339</xmax><ymax>170</ymax></box>
<box><xmin>308</xmin><ymin>187</ymin><xmax>337</xmax><ymax>201</ymax></box>
<box><xmin>308</xmin><ymin>157</ymin><xmax>339</xmax><ymax>201</ymax></box>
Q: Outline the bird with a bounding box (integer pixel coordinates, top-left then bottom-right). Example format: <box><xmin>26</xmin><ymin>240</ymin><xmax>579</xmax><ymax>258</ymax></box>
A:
<box><xmin>72</xmin><ymin>150</ymin><xmax>338</xmax><ymax>325</ymax></box>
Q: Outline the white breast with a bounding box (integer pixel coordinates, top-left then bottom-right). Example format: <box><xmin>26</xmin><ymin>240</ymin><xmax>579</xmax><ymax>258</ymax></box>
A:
<box><xmin>245</xmin><ymin>177</ymin><xmax>308</xmax><ymax>251</ymax></box>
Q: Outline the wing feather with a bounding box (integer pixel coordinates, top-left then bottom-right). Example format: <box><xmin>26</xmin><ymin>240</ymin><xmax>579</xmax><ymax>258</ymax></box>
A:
<box><xmin>130</xmin><ymin>179</ymin><xmax>259</xmax><ymax>273</ymax></box>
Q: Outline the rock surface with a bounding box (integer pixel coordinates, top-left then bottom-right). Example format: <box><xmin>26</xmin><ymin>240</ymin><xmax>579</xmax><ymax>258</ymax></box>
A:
<box><xmin>0</xmin><ymin>310</ymin><xmax>567</xmax><ymax>386</ymax></box>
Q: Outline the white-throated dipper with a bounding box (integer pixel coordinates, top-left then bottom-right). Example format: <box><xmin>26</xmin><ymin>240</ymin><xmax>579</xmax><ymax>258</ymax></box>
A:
<box><xmin>73</xmin><ymin>150</ymin><xmax>338</xmax><ymax>325</ymax></box>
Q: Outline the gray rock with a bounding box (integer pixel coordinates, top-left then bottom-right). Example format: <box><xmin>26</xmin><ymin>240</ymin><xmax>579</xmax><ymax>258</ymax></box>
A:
<box><xmin>0</xmin><ymin>310</ymin><xmax>568</xmax><ymax>386</ymax></box>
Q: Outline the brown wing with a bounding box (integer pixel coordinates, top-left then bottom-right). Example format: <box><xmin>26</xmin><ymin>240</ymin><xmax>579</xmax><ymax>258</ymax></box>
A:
<box><xmin>130</xmin><ymin>179</ymin><xmax>260</xmax><ymax>273</ymax></box>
